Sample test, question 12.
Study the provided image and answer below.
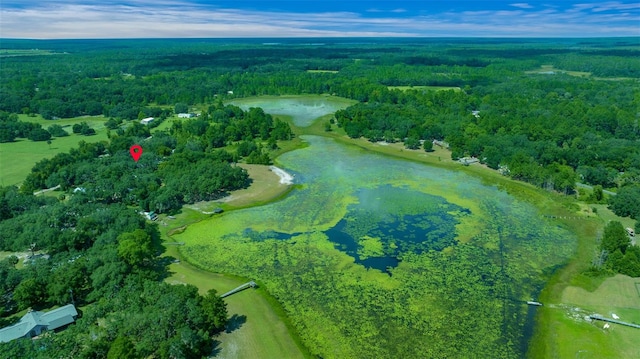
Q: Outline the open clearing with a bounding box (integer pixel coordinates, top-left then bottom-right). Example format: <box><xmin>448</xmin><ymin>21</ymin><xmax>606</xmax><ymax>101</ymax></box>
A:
<box><xmin>0</xmin><ymin>49</ymin><xmax>59</xmax><ymax>57</ymax></box>
<box><xmin>0</xmin><ymin>115</ymin><xmax>109</xmax><ymax>186</ymax></box>
<box><xmin>525</xmin><ymin>65</ymin><xmax>591</xmax><ymax>77</ymax></box>
<box><xmin>222</xmin><ymin>164</ymin><xmax>292</xmax><ymax>208</ymax></box>
<box><xmin>387</xmin><ymin>85</ymin><xmax>461</xmax><ymax>92</ymax></box>
<box><xmin>543</xmin><ymin>275</ymin><xmax>640</xmax><ymax>359</ymax></box>
<box><xmin>306</xmin><ymin>70</ymin><xmax>339</xmax><ymax>73</ymax></box>
<box><xmin>164</xmin><ymin>247</ymin><xmax>307</xmax><ymax>359</ymax></box>
<box><xmin>525</xmin><ymin>65</ymin><xmax>638</xmax><ymax>81</ymax></box>
<box><xmin>186</xmin><ymin>163</ymin><xmax>292</xmax><ymax>212</ymax></box>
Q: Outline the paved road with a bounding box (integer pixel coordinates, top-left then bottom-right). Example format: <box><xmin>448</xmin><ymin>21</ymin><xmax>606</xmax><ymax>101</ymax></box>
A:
<box><xmin>33</xmin><ymin>184</ymin><xmax>61</xmax><ymax>195</ymax></box>
<box><xmin>575</xmin><ymin>182</ymin><xmax>616</xmax><ymax>196</ymax></box>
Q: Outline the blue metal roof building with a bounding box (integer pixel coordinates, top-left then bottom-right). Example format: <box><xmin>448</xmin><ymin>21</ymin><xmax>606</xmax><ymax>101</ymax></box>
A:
<box><xmin>0</xmin><ymin>304</ymin><xmax>78</xmax><ymax>343</ymax></box>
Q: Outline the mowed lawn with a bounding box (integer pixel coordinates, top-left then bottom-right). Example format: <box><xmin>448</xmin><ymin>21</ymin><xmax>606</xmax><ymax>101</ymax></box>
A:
<box><xmin>164</xmin><ymin>247</ymin><xmax>307</xmax><ymax>359</ymax></box>
<box><xmin>553</xmin><ymin>274</ymin><xmax>640</xmax><ymax>359</ymax></box>
<box><xmin>387</xmin><ymin>85</ymin><xmax>461</xmax><ymax>92</ymax></box>
<box><xmin>0</xmin><ymin>115</ymin><xmax>109</xmax><ymax>187</ymax></box>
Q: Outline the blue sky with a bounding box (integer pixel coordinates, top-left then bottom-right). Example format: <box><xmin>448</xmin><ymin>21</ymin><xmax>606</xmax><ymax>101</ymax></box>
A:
<box><xmin>1</xmin><ymin>1</ymin><xmax>638</xmax><ymax>39</ymax></box>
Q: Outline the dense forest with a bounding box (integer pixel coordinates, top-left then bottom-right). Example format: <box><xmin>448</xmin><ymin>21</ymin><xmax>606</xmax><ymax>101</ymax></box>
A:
<box><xmin>0</xmin><ymin>98</ymin><xmax>292</xmax><ymax>356</ymax></box>
<box><xmin>1</xmin><ymin>38</ymin><xmax>639</xmax><ymax>197</ymax></box>
<box><xmin>0</xmin><ymin>38</ymin><xmax>639</xmax><ymax>357</ymax></box>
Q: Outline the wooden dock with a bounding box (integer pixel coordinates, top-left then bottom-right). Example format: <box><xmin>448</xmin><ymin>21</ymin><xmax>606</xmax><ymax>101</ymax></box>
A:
<box><xmin>220</xmin><ymin>281</ymin><xmax>257</xmax><ymax>298</ymax></box>
<box><xmin>589</xmin><ymin>314</ymin><xmax>640</xmax><ymax>329</ymax></box>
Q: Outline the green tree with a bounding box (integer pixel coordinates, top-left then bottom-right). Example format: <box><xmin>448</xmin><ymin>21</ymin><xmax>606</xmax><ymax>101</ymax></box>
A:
<box><xmin>202</xmin><ymin>289</ymin><xmax>228</xmax><ymax>333</ymax></box>
<box><xmin>423</xmin><ymin>140</ymin><xmax>434</xmax><ymax>152</ymax></box>
<box><xmin>592</xmin><ymin>185</ymin><xmax>604</xmax><ymax>202</ymax></box>
<box><xmin>105</xmin><ymin>117</ymin><xmax>120</xmax><ymax>130</ymax></box>
<box><xmin>601</xmin><ymin>221</ymin><xmax>631</xmax><ymax>255</ymax></box>
<box><xmin>107</xmin><ymin>336</ymin><xmax>137</xmax><ymax>359</ymax></box>
<box><xmin>47</xmin><ymin>124</ymin><xmax>69</xmax><ymax>137</ymax></box>
<box><xmin>404</xmin><ymin>136</ymin><xmax>420</xmax><ymax>150</ymax></box>
<box><xmin>609</xmin><ymin>185</ymin><xmax>640</xmax><ymax>219</ymax></box>
<box><xmin>117</xmin><ymin>229</ymin><xmax>155</xmax><ymax>267</ymax></box>
<box><xmin>174</xmin><ymin>103</ymin><xmax>189</xmax><ymax>114</ymax></box>
<box><xmin>13</xmin><ymin>277</ymin><xmax>46</xmax><ymax>309</ymax></box>
<box><xmin>28</xmin><ymin>128</ymin><xmax>52</xmax><ymax>142</ymax></box>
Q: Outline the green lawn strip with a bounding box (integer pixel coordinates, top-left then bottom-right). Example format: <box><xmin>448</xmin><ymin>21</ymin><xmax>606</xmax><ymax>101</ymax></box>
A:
<box><xmin>0</xmin><ymin>133</ymin><xmax>109</xmax><ymax>187</ymax></box>
<box><xmin>387</xmin><ymin>85</ymin><xmax>461</xmax><ymax>91</ymax></box>
<box><xmin>538</xmin><ymin>275</ymin><xmax>640</xmax><ymax>359</ymax></box>
<box><xmin>163</xmin><ymin>246</ymin><xmax>310</xmax><ymax>359</ymax></box>
<box><xmin>591</xmin><ymin>204</ymin><xmax>636</xmax><ymax>229</ymax></box>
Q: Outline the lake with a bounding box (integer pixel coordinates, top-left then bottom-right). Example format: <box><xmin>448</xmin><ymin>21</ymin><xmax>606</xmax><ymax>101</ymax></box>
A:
<box><xmin>178</xmin><ymin>98</ymin><xmax>576</xmax><ymax>358</ymax></box>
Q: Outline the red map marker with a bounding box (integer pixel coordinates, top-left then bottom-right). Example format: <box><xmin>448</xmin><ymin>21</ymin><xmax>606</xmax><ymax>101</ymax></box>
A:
<box><xmin>129</xmin><ymin>145</ymin><xmax>143</xmax><ymax>162</ymax></box>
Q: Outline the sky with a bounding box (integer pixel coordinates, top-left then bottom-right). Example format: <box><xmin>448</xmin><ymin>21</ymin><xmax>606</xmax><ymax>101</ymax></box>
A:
<box><xmin>1</xmin><ymin>1</ymin><xmax>639</xmax><ymax>39</ymax></box>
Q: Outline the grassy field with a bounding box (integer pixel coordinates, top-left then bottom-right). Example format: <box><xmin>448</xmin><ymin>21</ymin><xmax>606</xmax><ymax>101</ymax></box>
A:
<box><xmin>546</xmin><ymin>275</ymin><xmax>640</xmax><ymax>359</ymax></box>
<box><xmin>164</xmin><ymin>246</ymin><xmax>308</xmax><ymax>359</ymax></box>
<box><xmin>525</xmin><ymin>65</ymin><xmax>591</xmax><ymax>77</ymax></box>
<box><xmin>306</xmin><ymin>70</ymin><xmax>339</xmax><ymax>73</ymax></box>
<box><xmin>186</xmin><ymin>164</ymin><xmax>293</xmax><ymax>212</ymax></box>
<box><xmin>0</xmin><ymin>115</ymin><xmax>109</xmax><ymax>186</ymax></box>
<box><xmin>0</xmin><ymin>49</ymin><xmax>58</xmax><ymax>57</ymax></box>
<box><xmin>387</xmin><ymin>85</ymin><xmax>461</xmax><ymax>92</ymax></box>
<box><xmin>0</xmin><ymin>115</ymin><xmax>184</xmax><ymax>187</ymax></box>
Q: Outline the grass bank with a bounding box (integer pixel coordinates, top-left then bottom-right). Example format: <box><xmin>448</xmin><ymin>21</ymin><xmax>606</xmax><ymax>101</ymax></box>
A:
<box><xmin>164</xmin><ymin>245</ymin><xmax>310</xmax><ymax>359</ymax></box>
<box><xmin>159</xmin><ymin>162</ymin><xmax>309</xmax><ymax>359</ymax></box>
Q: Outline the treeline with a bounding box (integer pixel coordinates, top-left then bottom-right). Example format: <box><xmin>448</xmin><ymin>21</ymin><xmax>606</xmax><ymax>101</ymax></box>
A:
<box><xmin>0</xmin><ymin>112</ymin><xmax>54</xmax><ymax>142</ymax></box>
<box><xmin>2</xmin><ymin>39</ymin><xmax>638</xmax><ymax>117</ymax></box>
<box><xmin>0</xmin><ymin>186</ymin><xmax>228</xmax><ymax>358</ymax></box>
<box><xmin>20</xmin><ymin>103</ymin><xmax>291</xmax><ymax>215</ymax></box>
<box><xmin>1</xmin><ymin>39</ymin><xmax>638</xmax><ymax>193</ymax></box>
<box><xmin>335</xmin><ymin>75</ymin><xmax>639</xmax><ymax>193</ymax></box>
<box><xmin>594</xmin><ymin>221</ymin><xmax>640</xmax><ymax>277</ymax></box>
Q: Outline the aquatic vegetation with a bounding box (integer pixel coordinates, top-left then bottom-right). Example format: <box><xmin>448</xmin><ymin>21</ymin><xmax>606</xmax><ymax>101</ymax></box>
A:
<box><xmin>177</xmin><ymin>133</ymin><xmax>576</xmax><ymax>358</ymax></box>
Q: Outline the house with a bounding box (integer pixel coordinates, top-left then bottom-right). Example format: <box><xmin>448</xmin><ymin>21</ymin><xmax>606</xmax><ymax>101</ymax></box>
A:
<box><xmin>140</xmin><ymin>117</ymin><xmax>155</xmax><ymax>125</ymax></box>
<box><xmin>177</xmin><ymin>113</ymin><xmax>196</xmax><ymax>118</ymax></box>
<box><xmin>0</xmin><ymin>304</ymin><xmax>78</xmax><ymax>343</ymax></box>
<box><xmin>140</xmin><ymin>211</ymin><xmax>158</xmax><ymax>221</ymax></box>
<box><xmin>432</xmin><ymin>139</ymin><xmax>449</xmax><ymax>149</ymax></box>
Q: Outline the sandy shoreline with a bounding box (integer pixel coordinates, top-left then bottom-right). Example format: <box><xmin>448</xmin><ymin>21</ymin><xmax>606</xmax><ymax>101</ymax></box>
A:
<box><xmin>269</xmin><ymin>166</ymin><xmax>294</xmax><ymax>185</ymax></box>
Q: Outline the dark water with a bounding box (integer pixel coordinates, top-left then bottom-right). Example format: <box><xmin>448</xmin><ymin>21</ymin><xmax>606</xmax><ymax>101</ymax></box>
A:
<box><xmin>323</xmin><ymin>185</ymin><xmax>468</xmax><ymax>272</ymax></box>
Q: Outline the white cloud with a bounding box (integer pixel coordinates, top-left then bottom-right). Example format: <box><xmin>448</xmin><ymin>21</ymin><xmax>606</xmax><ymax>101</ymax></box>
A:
<box><xmin>510</xmin><ymin>3</ymin><xmax>534</xmax><ymax>9</ymax></box>
<box><xmin>0</xmin><ymin>1</ymin><xmax>638</xmax><ymax>39</ymax></box>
